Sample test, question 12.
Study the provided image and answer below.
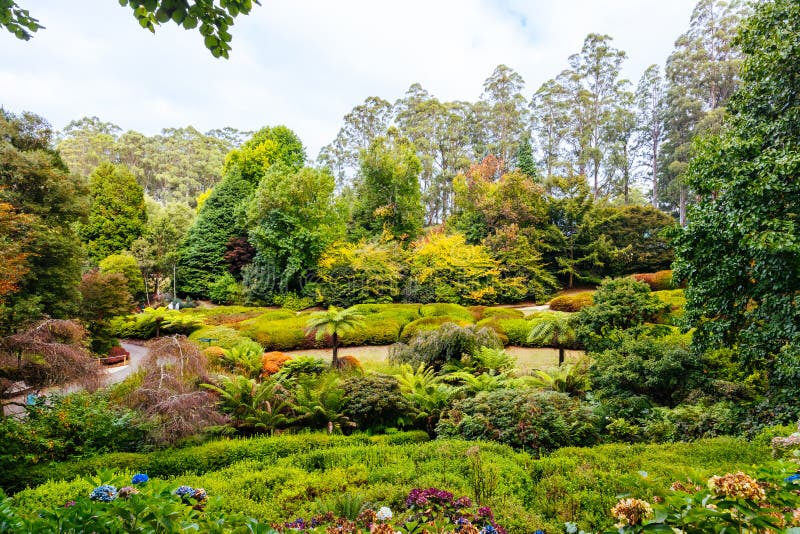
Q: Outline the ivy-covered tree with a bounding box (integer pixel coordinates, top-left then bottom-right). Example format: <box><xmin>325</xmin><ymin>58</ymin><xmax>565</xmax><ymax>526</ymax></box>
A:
<box><xmin>673</xmin><ymin>0</ymin><xmax>800</xmax><ymax>373</ymax></box>
<box><xmin>81</xmin><ymin>162</ymin><xmax>147</xmax><ymax>262</ymax></box>
<box><xmin>245</xmin><ymin>165</ymin><xmax>343</xmax><ymax>300</ymax></box>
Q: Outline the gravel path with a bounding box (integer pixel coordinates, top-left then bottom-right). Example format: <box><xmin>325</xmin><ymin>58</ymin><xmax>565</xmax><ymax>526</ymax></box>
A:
<box><xmin>104</xmin><ymin>341</ymin><xmax>148</xmax><ymax>385</ymax></box>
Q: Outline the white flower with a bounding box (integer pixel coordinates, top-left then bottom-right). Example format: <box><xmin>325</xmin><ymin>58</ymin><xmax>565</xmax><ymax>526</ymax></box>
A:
<box><xmin>376</xmin><ymin>506</ymin><xmax>393</xmax><ymax>521</ymax></box>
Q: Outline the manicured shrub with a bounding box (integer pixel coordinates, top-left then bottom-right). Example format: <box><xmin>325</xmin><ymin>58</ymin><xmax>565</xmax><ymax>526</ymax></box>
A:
<box><xmin>342</xmin><ymin>375</ymin><xmax>411</xmax><ymax>431</ymax></box>
<box><xmin>108</xmin><ymin>345</ymin><xmax>130</xmax><ymax>358</ymax></box>
<box><xmin>272</xmin><ymin>292</ymin><xmax>315</xmax><ymax>311</ymax></box>
<box><xmin>631</xmin><ymin>270</ymin><xmax>678</xmax><ymax>291</ymax></box>
<box><xmin>239</xmin><ymin>313</ymin><xmax>318</xmax><ymax>351</ymax></box>
<box><xmin>338</xmin><ymin>316</ymin><xmax>404</xmax><ymax>346</ymax></box>
<box><xmin>481</xmin><ymin>307</ymin><xmax>524</xmax><ymax>320</ymax></box>
<box><xmin>494</xmin><ymin>318</ymin><xmax>531</xmax><ymax>346</ymax></box>
<box><xmin>548</xmin><ymin>292</ymin><xmax>594</xmax><ymax>312</ymax></box>
<box><xmin>399</xmin><ymin>316</ymin><xmax>472</xmax><ymax>343</ymax></box>
<box><xmin>418</xmin><ymin>303</ymin><xmax>475</xmax><ymax>322</ymax></box>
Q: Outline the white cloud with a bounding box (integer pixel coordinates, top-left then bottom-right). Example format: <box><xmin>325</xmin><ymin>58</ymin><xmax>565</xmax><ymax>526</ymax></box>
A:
<box><xmin>0</xmin><ymin>0</ymin><xmax>696</xmax><ymax>158</ymax></box>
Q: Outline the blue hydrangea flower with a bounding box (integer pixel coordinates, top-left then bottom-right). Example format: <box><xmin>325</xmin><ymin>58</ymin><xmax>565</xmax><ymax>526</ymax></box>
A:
<box><xmin>785</xmin><ymin>473</ymin><xmax>800</xmax><ymax>483</ymax></box>
<box><xmin>534</xmin><ymin>530</ymin><xmax>545</xmax><ymax>534</ymax></box>
<box><xmin>481</xmin><ymin>526</ymin><xmax>497</xmax><ymax>534</ymax></box>
<box><xmin>175</xmin><ymin>485</ymin><xmax>195</xmax><ymax>498</ymax></box>
<box><xmin>131</xmin><ymin>473</ymin><xmax>149</xmax><ymax>485</ymax></box>
<box><xmin>89</xmin><ymin>485</ymin><xmax>118</xmax><ymax>502</ymax></box>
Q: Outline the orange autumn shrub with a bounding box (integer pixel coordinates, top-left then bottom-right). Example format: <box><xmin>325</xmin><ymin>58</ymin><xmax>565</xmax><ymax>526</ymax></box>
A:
<box><xmin>262</xmin><ymin>351</ymin><xmax>292</xmax><ymax>377</ymax></box>
<box><xmin>631</xmin><ymin>270</ymin><xmax>677</xmax><ymax>291</ymax></box>
<box><xmin>549</xmin><ymin>292</ymin><xmax>594</xmax><ymax>312</ymax></box>
<box><xmin>338</xmin><ymin>355</ymin><xmax>363</xmax><ymax>372</ymax></box>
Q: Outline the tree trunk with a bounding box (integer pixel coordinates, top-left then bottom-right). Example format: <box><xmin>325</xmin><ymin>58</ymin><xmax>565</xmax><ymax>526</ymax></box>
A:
<box><xmin>652</xmin><ymin>139</ymin><xmax>659</xmax><ymax>207</ymax></box>
<box><xmin>679</xmin><ymin>185</ymin><xmax>687</xmax><ymax>226</ymax></box>
<box><xmin>331</xmin><ymin>332</ymin><xmax>340</xmax><ymax>368</ymax></box>
<box><xmin>558</xmin><ymin>347</ymin><xmax>565</xmax><ymax>367</ymax></box>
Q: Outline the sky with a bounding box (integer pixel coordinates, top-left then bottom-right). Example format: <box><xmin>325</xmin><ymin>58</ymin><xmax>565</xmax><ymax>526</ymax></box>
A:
<box><xmin>1</xmin><ymin>0</ymin><xmax>697</xmax><ymax>158</ymax></box>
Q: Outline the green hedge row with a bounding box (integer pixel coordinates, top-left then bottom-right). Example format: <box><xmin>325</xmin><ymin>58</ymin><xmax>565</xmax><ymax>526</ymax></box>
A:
<box><xmin>10</xmin><ymin>434</ymin><xmax>772</xmax><ymax>534</ymax></box>
<box><xmin>4</xmin><ymin>431</ymin><xmax>430</xmax><ymax>493</ymax></box>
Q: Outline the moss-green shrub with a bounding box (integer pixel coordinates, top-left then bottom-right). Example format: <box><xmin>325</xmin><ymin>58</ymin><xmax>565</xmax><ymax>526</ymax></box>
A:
<box><xmin>652</xmin><ymin>289</ymin><xmax>686</xmax><ymax>325</ymax></box>
<box><xmin>339</xmin><ymin>316</ymin><xmax>405</xmax><ymax>346</ymax></box>
<box><xmin>481</xmin><ymin>307</ymin><xmax>524</xmax><ymax>320</ymax></box>
<box><xmin>183</xmin><ymin>306</ymin><xmax>274</xmax><ymax>326</ymax></box>
<box><xmin>495</xmin><ymin>318</ymin><xmax>531</xmax><ymax>346</ymax></box>
<box><xmin>237</xmin><ymin>304</ymin><xmax>428</xmax><ymax>350</ymax></box>
<box><xmin>525</xmin><ymin>310</ymin><xmax>572</xmax><ymax>322</ymax></box>
<box><xmin>419</xmin><ymin>303</ymin><xmax>475</xmax><ymax>322</ymax></box>
<box><xmin>548</xmin><ymin>292</ymin><xmax>594</xmax><ymax>312</ymax></box>
<box><xmin>239</xmin><ymin>313</ymin><xmax>317</xmax><ymax>351</ymax></box>
<box><xmin>399</xmin><ymin>316</ymin><xmax>472</xmax><ymax>343</ymax></box>
<box><xmin>188</xmin><ymin>325</ymin><xmax>248</xmax><ymax>350</ymax></box>
<box><xmin>5</xmin><ymin>432</ymin><xmax>430</xmax><ymax>493</ymax></box>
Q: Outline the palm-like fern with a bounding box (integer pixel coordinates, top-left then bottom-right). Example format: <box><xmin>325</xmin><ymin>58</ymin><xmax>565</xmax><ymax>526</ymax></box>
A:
<box><xmin>305</xmin><ymin>307</ymin><xmax>366</xmax><ymax>368</ymax></box>
<box><xmin>525</xmin><ymin>359</ymin><xmax>591</xmax><ymax>397</ymax></box>
<box><xmin>442</xmin><ymin>370</ymin><xmax>511</xmax><ymax>395</ymax></box>
<box><xmin>203</xmin><ymin>376</ymin><xmax>294</xmax><ymax>434</ymax></box>
<box><xmin>452</xmin><ymin>346</ymin><xmax>518</xmax><ymax>376</ymax></box>
<box><xmin>293</xmin><ymin>373</ymin><xmax>354</xmax><ymax>433</ymax></box>
<box><xmin>527</xmin><ymin>317</ymin><xmax>577</xmax><ymax>366</ymax></box>
<box><xmin>396</xmin><ymin>363</ymin><xmax>454</xmax><ymax>434</ymax></box>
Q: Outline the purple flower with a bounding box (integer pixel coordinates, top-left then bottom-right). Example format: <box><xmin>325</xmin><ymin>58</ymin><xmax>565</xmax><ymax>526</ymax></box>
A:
<box><xmin>477</xmin><ymin>506</ymin><xmax>494</xmax><ymax>519</ymax></box>
<box><xmin>455</xmin><ymin>496</ymin><xmax>473</xmax><ymax>508</ymax></box>
<box><xmin>174</xmin><ymin>485</ymin><xmax>194</xmax><ymax>499</ymax></box>
<box><xmin>64</xmin><ymin>501</ymin><xmax>76</xmax><ymax>508</ymax></box>
<box><xmin>89</xmin><ymin>485</ymin><xmax>118</xmax><ymax>502</ymax></box>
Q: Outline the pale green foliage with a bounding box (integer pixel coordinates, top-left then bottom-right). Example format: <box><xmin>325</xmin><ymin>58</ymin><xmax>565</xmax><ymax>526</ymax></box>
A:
<box><xmin>293</xmin><ymin>373</ymin><xmax>353</xmax><ymax>433</ymax></box>
<box><xmin>220</xmin><ymin>339</ymin><xmax>263</xmax><ymax>378</ymax></box>
<box><xmin>455</xmin><ymin>346</ymin><xmax>517</xmax><ymax>376</ymax></box>
<box><xmin>396</xmin><ymin>363</ymin><xmax>454</xmax><ymax>432</ymax></box>
<box><xmin>525</xmin><ymin>359</ymin><xmax>591</xmax><ymax>397</ymax></box>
